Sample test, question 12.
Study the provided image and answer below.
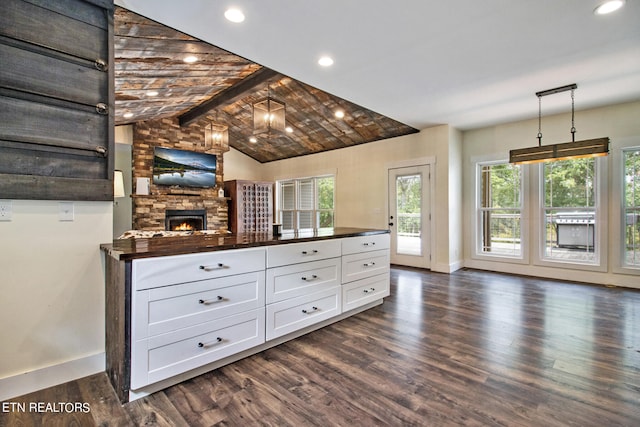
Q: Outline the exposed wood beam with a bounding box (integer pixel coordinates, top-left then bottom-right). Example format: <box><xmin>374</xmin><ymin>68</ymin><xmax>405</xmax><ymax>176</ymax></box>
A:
<box><xmin>178</xmin><ymin>67</ymin><xmax>280</xmax><ymax>127</ymax></box>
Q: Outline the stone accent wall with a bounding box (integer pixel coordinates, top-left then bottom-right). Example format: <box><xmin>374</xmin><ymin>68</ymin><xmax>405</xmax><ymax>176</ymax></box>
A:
<box><xmin>132</xmin><ymin>117</ymin><xmax>230</xmax><ymax>231</ymax></box>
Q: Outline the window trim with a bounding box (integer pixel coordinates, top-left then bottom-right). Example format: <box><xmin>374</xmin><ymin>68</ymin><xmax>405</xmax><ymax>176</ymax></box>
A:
<box><xmin>472</xmin><ymin>159</ymin><xmax>529</xmax><ymax>264</ymax></box>
<box><xmin>616</xmin><ymin>146</ymin><xmax>640</xmax><ymax>275</ymax></box>
<box><xmin>532</xmin><ymin>157</ymin><xmax>608</xmax><ymax>272</ymax></box>
<box><xmin>276</xmin><ymin>174</ymin><xmax>335</xmax><ymax>232</ymax></box>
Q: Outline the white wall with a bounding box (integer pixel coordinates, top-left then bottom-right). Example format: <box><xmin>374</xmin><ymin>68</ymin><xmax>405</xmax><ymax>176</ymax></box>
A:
<box><xmin>256</xmin><ymin>125</ymin><xmax>461</xmax><ymax>272</ymax></box>
<box><xmin>223</xmin><ymin>147</ymin><xmax>265</xmax><ymax>182</ymax></box>
<box><xmin>462</xmin><ymin>100</ymin><xmax>640</xmax><ymax>288</ymax></box>
<box><xmin>0</xmin><ymin>200</ymin><xmax>112</xmax><ymax>399</ymax></box>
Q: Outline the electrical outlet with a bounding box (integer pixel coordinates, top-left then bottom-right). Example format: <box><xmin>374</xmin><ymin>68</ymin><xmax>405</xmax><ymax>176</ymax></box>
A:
<box><xmin>59</xmin><ymin>201</ymin><xmax>74</xmax><ymax>221</ymax></box>
<box><xmin>0</xmin><ymin>200</ymin><xmax>12</xmax><ymax>221</ymax></box>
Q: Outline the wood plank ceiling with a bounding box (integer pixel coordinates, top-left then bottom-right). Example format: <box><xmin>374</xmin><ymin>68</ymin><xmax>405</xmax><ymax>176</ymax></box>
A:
<box><xmin>114</xmin><ymin>7</ymin><xmax>418</xmax><ymax>163</ymax></box>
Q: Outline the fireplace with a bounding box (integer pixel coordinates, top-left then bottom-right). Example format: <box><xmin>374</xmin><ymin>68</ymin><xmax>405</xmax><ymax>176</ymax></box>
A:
<box><xmin>165</xmin><ymin>209</ymin><xmax>207</xmax><ymax>231</ymax></box>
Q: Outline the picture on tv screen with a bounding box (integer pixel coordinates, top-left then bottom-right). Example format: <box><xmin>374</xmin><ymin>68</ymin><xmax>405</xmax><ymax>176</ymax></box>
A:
<box><xmin>152</xmin><ymin>147</ymin><xmax>217</xmax><ymax>188</ymax></box>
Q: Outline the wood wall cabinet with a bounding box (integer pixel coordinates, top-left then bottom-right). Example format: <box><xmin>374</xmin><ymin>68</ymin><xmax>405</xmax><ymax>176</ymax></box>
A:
<box><xmin>0</xmin><ymin>0</ymin><xmax>115</xmax><ymax>201</ymax></box>
<box><xmin>224</xmin><ymin>180</ymin><xmax>273</xmax><ymax>233</ymax></box>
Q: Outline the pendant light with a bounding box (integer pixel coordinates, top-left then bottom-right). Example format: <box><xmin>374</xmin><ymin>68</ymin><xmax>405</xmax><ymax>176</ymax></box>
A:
<box><xmin>509</xmin><ymin>84</ymin><xmax>609</xmax><ymax>165</ymax></box>
<box><xmin>253</xmin><ymin>82</ymin><xmax>286</xmax><ymax>135</ymax></box>
<box><xmin>205</xmin><ymin>111</ymin><xmax>228</xmax><ymax>149</ymax></box>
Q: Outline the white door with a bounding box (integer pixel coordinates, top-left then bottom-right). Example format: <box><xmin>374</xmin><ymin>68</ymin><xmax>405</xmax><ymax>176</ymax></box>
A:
<box><xmin>388</xmin><ymin>166</ymin><xmax>431</xmax><ymax>268</ymax></box>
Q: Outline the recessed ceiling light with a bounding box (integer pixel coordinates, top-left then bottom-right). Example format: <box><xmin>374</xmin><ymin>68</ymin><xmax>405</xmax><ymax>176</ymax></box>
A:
<box><xmin>225</xmin><ymin>8</ymin><xmax>245</xmax><ymax>23</ymax></box>
<box><xmin>334</xmin><ymin>110</ymin><xmax>345</xmax><ymax>119</ymax></box>
<box><xmin>146</xmin><ymin>90</ymin><xmax>159</xmax><ymax>97</ymax></box>
<box><xmin>318</xmin><ymin>56</ymin><xmax>334</xmax><ymax>67</ymax></box>
<box><xmin>594</xmin><ymin>0</ymin><xmax>625</xmax><ymax>15</ymax></box>
<box><xmin>183</xmin><ymin>55</ymin><xmax>198</xmax><ymax>63</ymax></box>
<box><xmin>285</xmin><ymin>126</ymin><xmax>293</xmax><ymax>133</ymax></box>
<box><xmin>123</xmin><ymin>112</ymin><xmax>134</xmax><ymax>119</ymax></box>
<box><xmin>249</xmin><ymin>136</ymin><xmax>257</xmax><ymax>143</ymax></box>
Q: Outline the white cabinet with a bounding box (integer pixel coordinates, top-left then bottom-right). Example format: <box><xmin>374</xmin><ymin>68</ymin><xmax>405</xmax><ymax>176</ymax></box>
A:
<box><xmin>130</xmin><ymin>247</ymin><xmax>266</xmax><ymax>389</ymax></box>
<box><xmin>267</xmin><ymin>239</ymin><xmax>341</xmax><ymax>268</ymax></box>
<box><xmin>342</xmin><ymin>250</ymin><xmax>390</xmax><ymax>283</ymax></box>
<box><xmin>342</xmin><ymin>233</ymin><xmax>390</xmax><ymax>255</ymax></box>
<box><xmin>266</xmin><ymin>257</ymin><xmax>341</xmax><ymax>304</ymax></box>
<box><xmin>132</xmin><ymin>247</ymin><xmax>265</xmax><ymax>290</ymax></box>
<box><xmin>340</xmin><ymin>234</ymin><xmax>390</xmax><ymax>312</ymax></box>
<box><xmin>265</xmin><ymin>287</ymin><xmax>341</xmax><ymax>340</ymax></box>
<box><xmin>266</xmin><ymin>241</ymin><xmax>343</xmax><ymax>340</ymax></box>
<box><xmin>133</xmin><ymin>271</ymin><xmax>265</xmax><ymax>338</ymax></box>
<box><xmin>342</xmin><ymin>273</ymin><xmax>390</xmax><ymax>313</ymax></box>
<box><xmin>110</xmin><ymin>231</ymin><xmax>390</xmax><ymax>401</ymax></box>
<box><xmin>131</xmin><ymin>308</ymin><xmax>264</xmax><ymax>389</ymax></box>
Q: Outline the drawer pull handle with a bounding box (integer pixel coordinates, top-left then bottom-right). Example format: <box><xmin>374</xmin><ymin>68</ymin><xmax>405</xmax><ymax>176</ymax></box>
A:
<box><xmin>363</xmin><ymin>287</ymin><xmax>376</xmax><ymax>293</ymax></box>
<box><xmin>199</xmin><ymin>296</ymin><xmax>224</xmax><ymax>304</ymax></box>
<box><xmin>198</xmin><ymin>337</ymin><xmax>223</xmax><ymax>348</ymax></box>
<box><xmin>301</xmin><ymin>250</ymin><xmax>318</xmax><ymax>255</ymax></box>
<box><xmin>363</xmin><ymin>262</ymin><xmax>376</xmax><ymax>267</ymax></box>
<box><xmin>301</xmin><ymin>275</ymin><xmax>318</xmax><ymax>281</ymax></box>
<box><xmin>363</xmin><ymin>242</ymin><xmax>376</xmax><ymax>246</ymax></box>
<box><xmin>199</xmin><ymin>263</ymin><xmax>226</xmax><ymax>271</ymax></box>
<box><xmin>302</xmin><ymin>306</ymin><xmax>318</xmax><ymax>314</ymax></box>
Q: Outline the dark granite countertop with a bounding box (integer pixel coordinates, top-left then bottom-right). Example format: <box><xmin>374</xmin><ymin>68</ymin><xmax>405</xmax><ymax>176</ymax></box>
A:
<box><xmin>101</xmin><ymin>227</ymin><xmax>389</xmax><ymax>261</ymax></box>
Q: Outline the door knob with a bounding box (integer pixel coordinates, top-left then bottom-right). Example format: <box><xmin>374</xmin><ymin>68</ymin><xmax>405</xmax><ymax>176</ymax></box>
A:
<box><xmin>388</xmin><ymin>222</ymin><xmax>394</xmax><ymax>226</ymax></box>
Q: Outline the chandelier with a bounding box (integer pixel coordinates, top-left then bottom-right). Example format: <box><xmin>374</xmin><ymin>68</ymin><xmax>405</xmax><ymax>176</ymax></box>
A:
<box><xmin>509</xmin><ymin>84</ymin><xmax>609</xmax><ymax>164</ymax></box>
<box><xmin>205</xmin><ymin>118</ymin><xmax>228</xmax><ymax>149</ymax></box>
<box><xmin>253</xmin><ymin>83</ymin><xmax>286</xmax><ymax>135</ymax></box>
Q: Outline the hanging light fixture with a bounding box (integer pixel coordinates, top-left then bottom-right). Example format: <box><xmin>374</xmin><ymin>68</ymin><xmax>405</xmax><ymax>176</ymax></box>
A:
<box><xmin>205</xmin><ymin>112</ymin><xmax>228</xmax><ymax>149</ymax></box>
<box><xmin>253</xmin><ymin>82</ymin><xmax>286</xmax><ymax>135</ymax></box>
<box><xmin>509</xmin><ymin>84</ymin><xmax>609</xmax><ymax>165</ymax></box>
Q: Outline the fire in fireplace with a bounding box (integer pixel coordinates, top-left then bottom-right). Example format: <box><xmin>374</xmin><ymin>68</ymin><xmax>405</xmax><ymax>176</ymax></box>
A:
<box><xmin>165</xmin><ymin>209</ymin><xmax>207</xmax><ymax>231</ymax></box>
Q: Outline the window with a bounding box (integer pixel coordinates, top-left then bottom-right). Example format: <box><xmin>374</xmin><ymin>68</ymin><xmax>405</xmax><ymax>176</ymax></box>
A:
<box><xmin>542</xmin><ymin>158</ymin><xmax>599</xmax><ymax>264</ymax></box>
<box><xmin>477</xmin><ymin>162</ymin><xmax>523</xmax><ymax>257</ymax></box>
<box><xmin>278</xmin><ymin>175</ymin><xmax>335</xmax><ymax>231</ymax></box>
<box><xmin>624</xmin><ymin>149</ymin><xmax>640</xmax><ymax>267</ymax></box>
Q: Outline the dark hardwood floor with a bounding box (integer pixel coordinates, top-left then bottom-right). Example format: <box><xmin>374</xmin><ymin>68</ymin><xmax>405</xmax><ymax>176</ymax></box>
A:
<box><xmin>2</xmin><ymin>267</ymin><xmax>639</xmax><ymax>426</ymax></box>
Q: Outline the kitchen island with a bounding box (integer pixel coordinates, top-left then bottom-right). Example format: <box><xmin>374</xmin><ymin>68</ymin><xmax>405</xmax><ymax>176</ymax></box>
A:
<box><xmin>101</xmin><ymin>228</ymin><xmax>390</xmax><ymax>402</ymax></box>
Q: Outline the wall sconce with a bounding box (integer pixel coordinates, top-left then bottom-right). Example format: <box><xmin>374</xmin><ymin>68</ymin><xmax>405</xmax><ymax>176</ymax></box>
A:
<box><xmin>510</xmin><ymin>84</ymin><xmax>609</xmax><ymax>164</ymax></box>
<box><xmin>114</xmin><ymin>170</ymin><xmax>125</xmax><ymax>199</ymax></box>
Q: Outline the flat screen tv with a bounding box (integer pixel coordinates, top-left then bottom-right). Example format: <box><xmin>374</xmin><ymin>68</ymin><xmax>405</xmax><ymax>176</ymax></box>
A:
<box><xmin>152</xmin><ymin>147</ymin><xmax>217</xmax><ymax>188</ymax></box>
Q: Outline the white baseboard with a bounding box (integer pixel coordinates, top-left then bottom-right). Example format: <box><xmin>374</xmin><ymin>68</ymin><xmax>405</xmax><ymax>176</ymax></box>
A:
<box><xmin>431</xmin><ymin>260</ymin><xmax>463</xmax><ymax>274</ymax></box>
<box><xmin>0</xmin><ymin>353</ymin><xmax>105</xmax><ymax>401</ymax></box>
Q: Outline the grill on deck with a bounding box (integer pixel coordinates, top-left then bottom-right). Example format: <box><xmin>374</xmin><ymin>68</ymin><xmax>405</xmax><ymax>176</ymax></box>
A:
<box><xmin>553</xmin><ymin>212</ymin><xmax>594</xmax><ymax>248</ymax></box>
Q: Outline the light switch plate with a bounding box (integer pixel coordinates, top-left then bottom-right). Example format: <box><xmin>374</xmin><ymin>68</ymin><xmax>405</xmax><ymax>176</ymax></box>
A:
<box><xmin>59</xmin><ymin>201</ymin><xmax>74</xmax><ymax>221</ymax></box>
<box><xmin>0</xmin><ymin>200</ymin><xmax>12</xmax><ymax>221</ymax></box>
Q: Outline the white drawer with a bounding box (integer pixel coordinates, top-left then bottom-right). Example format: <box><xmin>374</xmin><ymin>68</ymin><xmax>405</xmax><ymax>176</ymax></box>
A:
<box><xmin>132</xmin><ymin>247</ymin><xmax>266</xmax><ymax>290</ymax></box>
<box><xmin>267</xmin><ymin>239</ymin><xmax>341</xmax><ymax>268</ymax></box>
<box><xmin>342</xmin><ymin>233</ymin><xmax>390</xmax><ymax>255</ymax></box>
<box><xmin>342</xmin><ymin>249</ymin><xmax>390</xmax><ymax>283</ymax></box>
<box><xmin>342</xmin><ymin>273</ymin><xmax>390</xmax><ymax>312</ymax></box>
<box><xmin>266</xmin><ymin>287</ymin><xmax>341</xmax><ymax>340</ymax></box>
<box><xmin>133</xmin><ymin>271</ymin><xmax>265</xmax><ymax>339</ymax></box>
<box><xmin>266</xmin><ymin>257</ymin><xmax>341</xmax><ymax>304</ymax></box>
<box><xmin>131</xmin><ymin>308</ymin><xmax>265</xmax><ymax>389</ymax></box>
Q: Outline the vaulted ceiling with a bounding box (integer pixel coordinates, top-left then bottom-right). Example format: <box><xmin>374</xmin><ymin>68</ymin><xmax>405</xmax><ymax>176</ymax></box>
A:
<box><xmin>114</xmin><ymin>7</ymin><xmax>418</xmax><ymax>163</ymax></box>
<box><xmin>116</xmin><ymin>0</ymin><xmax>640</xmax><ymax>143</ymax></box>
